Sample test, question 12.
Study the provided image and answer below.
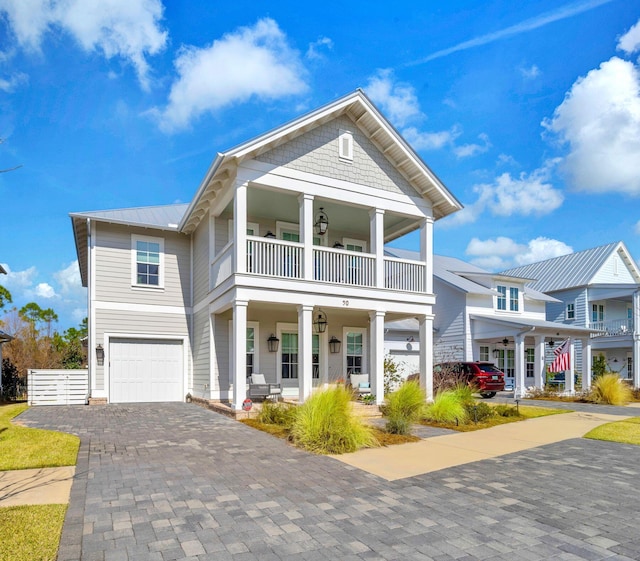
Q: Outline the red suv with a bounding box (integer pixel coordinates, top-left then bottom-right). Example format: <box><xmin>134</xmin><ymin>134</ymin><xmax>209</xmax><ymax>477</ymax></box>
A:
<box><xmin>434</xmin><ymin>362</ymin><xmax>505</xmax><ymax>398</ymax></box>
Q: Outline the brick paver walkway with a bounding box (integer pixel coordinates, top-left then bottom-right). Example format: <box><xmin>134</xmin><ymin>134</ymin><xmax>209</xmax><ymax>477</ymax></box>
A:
<box><xmin>20</xmin><ymin>403</ymin><xmax>640</xmax><ymax>561</ymax></box>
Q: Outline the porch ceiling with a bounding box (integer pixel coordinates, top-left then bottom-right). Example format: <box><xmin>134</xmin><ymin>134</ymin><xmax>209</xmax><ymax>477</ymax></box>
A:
<box><xmin>469</xmin><ymin>314</ymin><xmax>601</xmax><ymax>338</ymax></box>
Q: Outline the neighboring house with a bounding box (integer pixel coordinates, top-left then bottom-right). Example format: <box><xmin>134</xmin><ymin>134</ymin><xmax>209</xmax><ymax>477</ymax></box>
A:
<box><xmin>384</xmin><ymin>250</ymin><xmax>597</xmax><ymax>397</ymax></box>
<box><xmin>70</xmin><ymin>90</ymin><xmax>462</xmax><ymax>408</ymax></box>
<box><xmin>502</xmin><ymin>241</ymin><xmax>640</xmax><ymax>389</ymax></box>
<box><xmin>0</xmin><ymin>263</ymin><xmax>11</xmax><ymax>392</ymax></box>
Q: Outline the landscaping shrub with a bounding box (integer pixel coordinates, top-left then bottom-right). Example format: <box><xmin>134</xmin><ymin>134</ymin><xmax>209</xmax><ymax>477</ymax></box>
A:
<box><xmin>423</xmin><ymin>390</ymin><xmax>468</xmax><ymax>424</ymax></box>
<box><xmin>257</xmin><ymin>401</ymin><xmax>297</xmax><ymax>428</ymax></box>
<box><xmin>384</xmin><ymin>380</ymin><xmax>425</xmax><ymax>435</ymax></box>
<box><xmin>290</xmin><ymin>385</ymin><xmax>378</xmax><ymax>454</ymax></box>
<box><xmin>589</xmin><ymin>373</ymin><xmax>632</xmax><ymax>405</ymax></box>
<box><xmin>451</xmin><ymin>383</ymin><xmax>475</xmax><ymax>405</ymax></box>
<box><xmin>493</xmin><ymin>404</ymin><xmax>520</xmax><ymax>417</ymax></box>
<box><xmin>464</xmin><ymin>401</ymin><xmax>495</xmax><ymax>422</ymax></box>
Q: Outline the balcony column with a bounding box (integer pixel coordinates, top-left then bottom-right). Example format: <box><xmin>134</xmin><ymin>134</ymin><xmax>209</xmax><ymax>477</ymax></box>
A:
<box><xmin>581</xmin><ymin>338</ymin><xmax>593</xmax><ymax>391</ymax></box>
<box><xmin>231</xmin><ymin>300</ymin><xmax>248</xmax><ymax>410</ymax></box>
<box><xmin>233</xmin><ymin>183</ymin><xmax>248</xmax><ymax>274</ymax></box>
<box><xmin>299</xmin><ymin>194</ymin><xmax>314</xmax><ymax>281</ymax></box>
<box><xmin>369</xmin><ymin>208</ymin><xmax>385</xmax><ymax>288</ymax></box>
<box><xmin>514</xmin><ymin>333</ymin><xmax>526</xmax><ymax>398</ymax></box>
<box><xmin>298</xmin><ymin>304</ymin><xmax>313</xmax><ymax>403</ymax></box>
<box><xmin>534</xmin><ymin>335</ymin><xmax>546</xmax><ymax>390</ymax></box>
<box><xmin>418</xmin><ymin>314</ymin><xmax>434</xmax><ymax>401</ymax></box>
<box><xmin>369</xmin><ymin>311</ymin><xmax>385</xmax><ymax>404</ymax></box>
<box><xmin>634</xmin><ymin>291</ymin><xmax>640</xmax><ymax>388</ymax></box>
<box><xmin>419</xmin><ymin>217</ymin><xmax>434</xmax><ymax>294</ymax></box>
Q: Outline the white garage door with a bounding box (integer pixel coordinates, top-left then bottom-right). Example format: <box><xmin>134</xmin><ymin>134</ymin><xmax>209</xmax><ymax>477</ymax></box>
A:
<box><xmin>110</xmin><ymin>338</ymin><xmax>184</xmax><ymax>403</ymax></box>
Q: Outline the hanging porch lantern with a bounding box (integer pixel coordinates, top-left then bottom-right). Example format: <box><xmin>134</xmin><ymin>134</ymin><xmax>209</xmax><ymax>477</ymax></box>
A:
<box><xmin>313</xmin><ymin>309</ymin><xmax>328</xmax><ymax>333</ymax></box>
<box><xmin>314</xmin><ymin>207</ymin><xmax>329</xmax><ymax>236</ymax></box>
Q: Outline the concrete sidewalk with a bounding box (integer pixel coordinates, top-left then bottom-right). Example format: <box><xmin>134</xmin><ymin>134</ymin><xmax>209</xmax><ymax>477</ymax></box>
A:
<box><xmin>336</xmin><ymin>410</ymin><xmax>628</xmax><ymax>480</ymax></box>
<box><xmin>0</xmin><ymin>466</ymin><xmax>75</xmax><ymax>507</ymax></box>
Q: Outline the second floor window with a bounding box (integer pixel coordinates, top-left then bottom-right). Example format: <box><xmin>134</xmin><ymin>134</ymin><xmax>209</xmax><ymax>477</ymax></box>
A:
<box><xmin>566</xmin><ymin>303</ymin><xmax>575</xmax><ymax>320</ymax></box>
<box><xmin>497</xmin><ymin>285</ymin><xmax>519</xmax><ymax>311</ymax></box>
<box><xmin>133</xmin><ymin>236</ymin><xmax>163</xmax><ymax>287</ymax></box>
<box><xmin>497</xmin><ymin>286</ymin><xmax>507</xmax><ymax>310</ymax></box>
<box><xmin>509</xmin><ymin>287</ymin><xmax>519</xmax><ymax>311</ymax></box>
<box><xmin>592</xmin><ymin>304</ymin><xmax>604</xmax><ymax>322</ymax></box>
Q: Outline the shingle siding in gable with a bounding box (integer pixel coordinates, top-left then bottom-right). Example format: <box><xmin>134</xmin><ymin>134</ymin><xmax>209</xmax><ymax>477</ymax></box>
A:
<box><xmin>254</xmin><ymin>115</ymin><xmax>417</xmax><ymax>197</ymax></box>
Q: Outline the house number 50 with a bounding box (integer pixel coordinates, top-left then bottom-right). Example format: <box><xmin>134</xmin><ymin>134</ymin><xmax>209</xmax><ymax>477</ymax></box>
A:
<box><xmin>342</xmin><ymin>300</ymin><xmax>349</xmax><ymax>306</ymax></box>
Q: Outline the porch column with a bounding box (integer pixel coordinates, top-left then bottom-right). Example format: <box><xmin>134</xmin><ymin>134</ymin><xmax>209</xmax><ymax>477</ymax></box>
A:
<box><xmin>231</xmin><ymin>300</ymin><xmax>248</xmax><ymax>410</ymax></box>
<box><xmin>208</xmin><ymin>310</ymin><xmax>216</xmax><ymax>400</ymax></box>
<box><xmin>300</xmin><ymin>194</ymin><xmax>314</xmax><ymax>281</ymax></box>
<box><xmin>581</xmin><ymin>338</ymin><xmax>593</xmax><ymax>391</ymax></box>
<box><xmin>233</xmin><ymin>183</ymin><xmax>248</xmax><ymax>274</ymax></box>
<box><xmin>369</xmin><ymin>310</ymin><xmax>385</xmax><ymax>405</ymax></box>
<box><xmin>298</xmin><ymin>304</ymin><xmax>313</xmax><ymax>403</ymax></box>
<box><xmin>634</xmin><ymin>290</ymin><xmax>640</xmax><ymax>388</ymax></box>
<box><xmin>514</xmin><ymin>333</ymin><xmax>526</xmax><ymax>398</ymax></box>
<box><xmin>370</xmin><ymin>208</ymin><xmax>385</xmax><ymax>289</ymax></box>
<box><xmin>418</xmin><ymin>314</ymin><xmax>434</xmax><ymax>400</ymax></box>
<box><xmin>419</xmin><ymin>217</ymin><xmax>434</xmax><ymax>294</ymax></box>
<box><xmin>566</xmin><ymin>339</ymin><xmax>575</xmax><ymax>394</ymax></box>
<box><xmin>534</xmin><ymin>335</ymin><xmax>546</xmax><ymax>390</ymax></box>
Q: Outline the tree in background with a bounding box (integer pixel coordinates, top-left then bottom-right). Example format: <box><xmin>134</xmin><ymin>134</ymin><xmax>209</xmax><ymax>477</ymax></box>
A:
<box><xmin>0</xmin><ymin>286</ymin><xmax>11</xmax><ymax>309</ymax></box>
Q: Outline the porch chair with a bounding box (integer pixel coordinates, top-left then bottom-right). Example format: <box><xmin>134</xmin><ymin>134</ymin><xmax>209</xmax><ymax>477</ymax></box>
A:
<box><xmin>247</xmin><ymin>374</ymin><xmax>282</xmax><ymax>401</ymax></box>
<box><xmin>349</xmin><ymin>373</ymin><xmax>371</xmax><ymax>397</ymax></box>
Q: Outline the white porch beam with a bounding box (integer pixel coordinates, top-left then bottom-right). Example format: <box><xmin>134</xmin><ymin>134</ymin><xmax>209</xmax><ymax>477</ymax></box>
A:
<box><xmin>419</xmin><ymin>217</ymin><xmax>434</xmax><ymax>294</ymax></box>
<box><xmin>534</xmin><ymin>335</ymin><xmax>546</xmax><ymax>390</ymax></box>
<box><xmin>418</xmin><ymin>314</ymin><xmax>434</xmax><ymax>401</ymax></box>
<box><xmin>300</xmin><ymin>194</ymin><xmax>314</xmax><ymax>281</ymax></box>
<box><xmin>231</xmin><ymin>300</ymin><xmax>248</xmax><ymax>410</ymax></box>
<box><xmin>369</xmin><ymin>310</ymin><xmax>385</xmax><ymax>405</ymax></box>
<box><xmin>370</xmin><ymin>208</ymin><xmax>385</xmax><ymax>289</ymax></box>
<box><xmin>514</xmin><ymin>333</ymin><xmax>526</xmax><ymax>398</ymax></box>
<box><xmin>233</xmin><ymin>183</ymin><xmax>248</xmax><ymax>274</ymax></box>
<box><xmin>298</xmin><ymin>304</ymin><xmax>313</xmax><ymax>403</ymax></box>
<box><xmin>581</xmin><ymin>338</ymin><xmax>593</xmax><ymax>391</ymax></box>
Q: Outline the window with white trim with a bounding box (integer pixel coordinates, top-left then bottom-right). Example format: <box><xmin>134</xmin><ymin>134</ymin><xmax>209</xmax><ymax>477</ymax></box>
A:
<box><xmin>566</xmin><ymin>302</ymin><xmax>575</xmax><ymax>320</ymax></box>
<box><xmin>496</xmin><ymin>284</ymin><xmax>520</xmax><ymax>311</ymax></box>
<box><xmin>345</xmin><ymin>330</ymin><xmax>365</xmax><ymax>375</ymax></box>
<box><xmin>526</xmin><ymin>348</ymin><xmax>535</xmax><ymax>378</ymax></box>
<box><xmin>496</xmin><ymin>285</ymin><xmax>507</xmax><ymax>311</ymax></box>
<box><xmin>509</xmin><ymin>287</ymin><xmax>519</xmax><ymax>311</ymax></box>
<box><xmin>246</xmin><ymin>324</ymin><xmax>260</xmax><ymax>380</ymax></box>
<box><xmin>281</xmin><ymin>332</ymin><xmax>298</xmax><ymax>379</ymax></box>
<box><xmin>132</xmin><ymin>235</ymin><xmax>163</xmax><ymax>288</ymax></box>
<box><xmin>592</xmin><ymin>304</ymin><xmax>604</xmax><ymax>322</ymax></box>
<box><xmin>312</xmin><ymin>334</ymin><xmax>320</xmax><ymax>379</ymax></box>
<box><xmin>339</xmin><ymin>129</ymin><xmax>353</xmax><ymax>161</ymax></box>
<box><xmin>479</xmin><ymin>346</ymin><xmax>489</xmax><ymax>362</ymax></box>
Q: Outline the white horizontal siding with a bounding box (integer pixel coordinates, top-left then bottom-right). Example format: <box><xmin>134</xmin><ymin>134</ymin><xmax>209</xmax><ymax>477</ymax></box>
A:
<box><xmin>193</xmin><ymin>216</ymin><xmax>209</xmax><ymax>305</ymax></box>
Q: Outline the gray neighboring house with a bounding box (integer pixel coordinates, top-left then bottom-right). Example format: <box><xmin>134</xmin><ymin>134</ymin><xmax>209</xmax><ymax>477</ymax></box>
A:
<box><xmin>70</xmin><ymin>90</ymin><xmax>462</xmax><ymax>408</ymax></box>
<box><xmin>502</xmin><ymin>241</ymin><xmax>640</xmax><ymax>388</ymax></box>
<box><xmin>384</xmin><ymin>250</ymin><xmax>597</xmax><ymax>397</ymax></box>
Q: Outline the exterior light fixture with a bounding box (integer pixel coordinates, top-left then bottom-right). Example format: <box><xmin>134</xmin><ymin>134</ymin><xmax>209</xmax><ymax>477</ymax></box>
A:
<box><xmin>502</xmin><ymin>338</ymin><xmax>509</xmax><ymax>347</ymax></box>
<box><xmin>267</xmin><ymin>334</ymin><xmax>280</xmax><ymax>353</ymax></box>
<box><xmin>332</xmin><ymin>241</ymin><xmax>344</xmax><ymax>249</ymax></box>
<box><xmin>96</xmin><ymin>344</ymin><xmax>105</xmax><ymax>366</ymax></box>
<box><xmin>329</xmin><ymin>336</ymin><xmax>342</xmax><ymax>354</ymax></box>
<box><xmin>264</xmin><ymin>231</ymin><xmax>276</xmax><ymax>239</ymax></box>
<box><xmin>314</xmin><ymin>207</ymin><xmax>329</xmax><ymax>236</ymax></box>
<box><xmin>548</xmin><ymin>339</ymin><xmax>555</xmax><ymax>348</ymax></box>
<box><xmin>492</xmin><ymin>348</ymin><xmax>501</xmax><ymax>358</ymax></box>
<box><xmin>313</xmin><ymin>309</ymin><xmax>328</xmax><ymax>333</ymax></box>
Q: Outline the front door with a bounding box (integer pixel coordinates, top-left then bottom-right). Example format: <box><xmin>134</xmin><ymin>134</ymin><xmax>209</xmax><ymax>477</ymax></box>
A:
<box><xmin>496</xmin><ymin>349</ymin><xmax>515</xmax><ymax>389</ymax></box>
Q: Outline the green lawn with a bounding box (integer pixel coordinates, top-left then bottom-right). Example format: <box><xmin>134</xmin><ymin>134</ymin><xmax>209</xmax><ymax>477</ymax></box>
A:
<box><xmin>0</xmin><ymin>403</ymin><xmax>79</xmax><ymax>470</ymax></box>
<box><xmin>584</xmin><ymin>417</ymin><xmax>640</xmax><ymax>446</ymax></box>
<box><xmin>0</xmin><ymin>504</ymin><xmax>67</xmax><ymax>561</ymax></box>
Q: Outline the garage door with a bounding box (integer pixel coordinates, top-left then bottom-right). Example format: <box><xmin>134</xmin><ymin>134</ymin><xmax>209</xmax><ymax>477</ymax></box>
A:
<box><xmin>110</xmin><ymin>338</ymin><xmax>183</xmax><ymax>403</ymax></box>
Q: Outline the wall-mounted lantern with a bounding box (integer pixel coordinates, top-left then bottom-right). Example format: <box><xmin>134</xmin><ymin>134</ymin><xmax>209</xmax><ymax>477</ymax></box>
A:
<box><xmin>329</xmin><ymin>336</ymin><xmax>342</xmax><ymax>354</ymax></box>
<box><xmin>267</xmin><ymin>334</ymin><xmax>280</xmax><ymax>353</ymax></box>
<box><xmin>96</xmin><ymin>344</ymin><xmax>105</xmax><ymax>366</ymax></box>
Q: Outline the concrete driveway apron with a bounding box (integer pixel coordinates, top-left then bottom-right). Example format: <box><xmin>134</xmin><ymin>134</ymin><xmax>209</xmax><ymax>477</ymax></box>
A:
<box><xmin>19</xmin><ymin>403</ymin><xmax>640</xmax><ymax>561</ymax></box>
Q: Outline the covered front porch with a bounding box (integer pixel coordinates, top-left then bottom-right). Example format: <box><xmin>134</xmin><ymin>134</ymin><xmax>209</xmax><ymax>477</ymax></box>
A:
<box><xmin>470</xmin><ymin>315</ymin><xmax>600</xmax><ymax>398</ymax></box>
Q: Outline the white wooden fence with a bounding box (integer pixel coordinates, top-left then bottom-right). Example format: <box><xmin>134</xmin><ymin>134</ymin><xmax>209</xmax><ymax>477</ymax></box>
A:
<box><xmin>27</xmin><ymin>369</ymin><xmax>88</xmax><ymax>406</ymax></box>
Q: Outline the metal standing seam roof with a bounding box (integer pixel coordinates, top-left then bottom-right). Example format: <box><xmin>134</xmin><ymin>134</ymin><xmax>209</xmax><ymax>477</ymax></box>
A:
<box><xmin>69</xmin><ymin>203</ymin><xmax>189</xmax><ymax>229</ymax></box>
<box><xmin>501</xmin><ymin>242</ymin><xmax>621</xmax><ymax>293</ymax></box>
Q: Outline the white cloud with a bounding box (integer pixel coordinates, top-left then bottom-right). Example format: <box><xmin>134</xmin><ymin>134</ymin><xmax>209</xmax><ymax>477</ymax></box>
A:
<box><xmin>0</xmin><ymin>264</ymin><xmax>38</xmax><ymax>291</ymax></box>
<box><xmin>635</xmin><ymin>220</ymin><xmax>640</xmax><ymax>235</ymax></box>
<box><xmin>0</xmin><ymin>0</ymin><xmax>167</xmax><ymax>89</ymax></box>
<box><xmin>618</xmin><ymin>18</ymin><xmax>640</xmax><ymax>54</ymax></box>
<box><xmin>543</xmin><ymin>56</ymin><xmax>640</xmax><ymax>195</ymax></box>
<box><xmin>365</xmin><ymin>69</ymin><xmax>422</xmax><ymax>127</ymax></box>
<box><xmin>465</xmin><ymin>236</ymin><xmax>573</xmax><ymax>270</ymax></box>
<box><xmin>153</xmin><ymin>18</ymin><xmax>308</xmax><ymax>132</ymax></box>
<box><xmin>35</xmin><ymin>282</ymin><xmax>56</xmax><ymax>298</ymax></box>
<box><xmin>520</xmin><ymin>64</ymin><xmax>541</xmax><ymax>79</ymax></box>
<box><xmin>306</xmin><ymin>36</ymin><xmax>333</xmax><ymax>60</ymax></box>
<box><xmin>402</xmin><ymin>126</ymin><xmax>460</xmax><ymax>151</ymax></box>
<box><xmin>54</xmin><ymin>261</ymin><xmax>84</xmax><ymax>297</ymax></box>
<box><xmin>0</xmin><ymin>72</ymin><xmax>28</xmax><ymax>92</ymax></box>
<box><xmin>497</xmin><ymin>153</ymin><xmax>517</xmax><ymax>166</ymax></box>
<box><xmin>454</xmin><ymin>133</ymin><xmax>491</xmax><ymax>158</ymax></box>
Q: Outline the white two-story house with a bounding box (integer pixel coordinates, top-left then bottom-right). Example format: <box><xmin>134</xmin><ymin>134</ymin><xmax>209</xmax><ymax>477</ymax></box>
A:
<box><xmin>384</xmin><ymin>250</ymin><xmax>597</xmax><ymax>397</ymax></box>
<box><xmin>71</xmin><ymin>90</ymin><xmax>462</xmax><ymax>409</ymax></box>
<box><xmin>503</xmin><ymin>242</ymin><xmax>640</xmax><ymax>388</ymax></box>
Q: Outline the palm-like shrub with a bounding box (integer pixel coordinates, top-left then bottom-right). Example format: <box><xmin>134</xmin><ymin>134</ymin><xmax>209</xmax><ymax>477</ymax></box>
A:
<box><xmin>423</xmin><ymin>390</ymin><xmax>468</xmax><ymax>424</ymax></box>
<box><xmin>290</xmin><ymin>385</ymin><xmax>378</xmax><ymax>454</ymax></box>
<box><xmin>384</xmin><ymin>380</ymin><xmax>425</xmax><ymax>435</ymax></box>
<box><xmin>590</xmin><ymin>373</ymin><xmax>632</xmax><ymax>405</ymax></box>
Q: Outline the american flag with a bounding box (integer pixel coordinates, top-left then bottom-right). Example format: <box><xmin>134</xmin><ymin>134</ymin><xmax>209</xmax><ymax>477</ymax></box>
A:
<box><xmin>550</xmin><ymin>339</ymin><xmax>570</xmax><ymax>372</ymax></box>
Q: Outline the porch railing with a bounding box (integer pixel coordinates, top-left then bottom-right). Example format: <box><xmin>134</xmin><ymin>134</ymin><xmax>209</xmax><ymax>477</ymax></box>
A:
<box><xmin>384</xmin><ymin>256</ymin><xmax>426</xmax><ymax>293</ymax></box>
<box><xmin>590</xmin><ymin>318</ymin><xmax>634</xmax><ymax>337</ymax></box>
<box><xmin>247</xmin><ymin>237</ymin><xmax>303</xmax><ymax>278</ymax></box>
<box><xmin>313</xmin><ymin>246</ymin><xmax>375</xmax><ymax>287</ymax></box>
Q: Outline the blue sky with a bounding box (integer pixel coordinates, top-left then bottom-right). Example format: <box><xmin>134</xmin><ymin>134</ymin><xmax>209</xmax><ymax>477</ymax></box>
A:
<box><xmin>1</xmin><ymin>0</ymin><xmax>640</xmax><ymax>330</ymax></box>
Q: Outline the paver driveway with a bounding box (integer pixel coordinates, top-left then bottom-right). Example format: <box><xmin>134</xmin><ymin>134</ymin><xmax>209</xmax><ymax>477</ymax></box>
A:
<box><xmin>20</xmin><ymin>403</ymin><xmax>640</xmax><ymax>561</ymax></box>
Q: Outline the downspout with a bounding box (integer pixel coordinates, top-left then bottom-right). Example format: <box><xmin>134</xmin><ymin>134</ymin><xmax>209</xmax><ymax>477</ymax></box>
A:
<box><xmin>86</xmin><ymin>218</ymin><xmax>93</xmax><ymax>400</ymax></box>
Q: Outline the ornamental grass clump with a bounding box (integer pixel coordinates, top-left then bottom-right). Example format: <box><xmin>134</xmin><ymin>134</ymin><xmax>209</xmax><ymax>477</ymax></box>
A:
<box><xmin>590</xmin><ymin>373</ymin><xmax>632</xmax><ymax>405</ymax></box>
<box><xmin>290</xmin><ymin>385</ymin><xmax>378</xmax><ymax>454</ymax></box>
<box><xmin>257</xmin><ymin>400</ymin><xmax>297</xmax><ymax>428</ymax></box>
<box><xmin>423</xmin><ymin>390</ymin><xmax>468</xmax><ymax>424</ymax></box>
<box><xmin>384</xmin><ymin>380</ymin><xmax>425</xmax><ymax>435</ymax></box>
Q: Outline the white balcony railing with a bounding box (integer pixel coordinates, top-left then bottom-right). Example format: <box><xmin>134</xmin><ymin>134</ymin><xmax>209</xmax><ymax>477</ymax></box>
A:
<box><xmin>590</xmin><ymin>318</ymin><xmax>634</xmax><ymax>337</ymax></box>
<box><xmin>384</xmin><ymin>256</ymin><xmax>426</xmax><ymax>293</ymax></box>
<box><xmin>313</xmin><ymin>246</ymin><xmax>375</xmax><ymax>287</ymax></box>
<box><xmin>247</xmin><ymin>237</ymin><xmax>303</xmax><ymax>278</ymax></box>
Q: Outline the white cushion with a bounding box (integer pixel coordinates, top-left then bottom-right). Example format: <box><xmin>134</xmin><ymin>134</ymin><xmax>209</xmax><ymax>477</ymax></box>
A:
<box><xmin>251</xmin><ymin>374</ymin><xmax>266</xmax><ymax>384</ymax></box>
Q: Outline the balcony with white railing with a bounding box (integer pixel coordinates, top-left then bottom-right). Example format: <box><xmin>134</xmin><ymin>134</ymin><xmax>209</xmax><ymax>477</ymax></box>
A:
<box><xmin>590</xmin><ymin>318</ymin><xmax>634</xmax><ymax>338</ymax></box>
<box><xmin>313</xmin><ymin>246</ymin><xmax>375</xmax><ymax>287</ymax></box>
<box><xmin>247</xmin><ymin>237</ymin><xmax>303</xmax><ymax>279</ymax></box>
<box><xmin>384</xmin><ymin>256</ymin><xmax>426</xmax><ymax>293</ymax></box>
